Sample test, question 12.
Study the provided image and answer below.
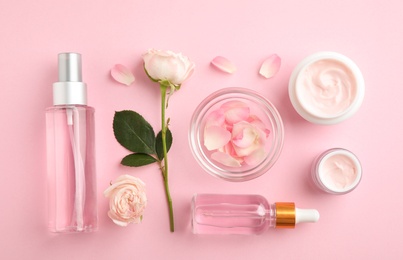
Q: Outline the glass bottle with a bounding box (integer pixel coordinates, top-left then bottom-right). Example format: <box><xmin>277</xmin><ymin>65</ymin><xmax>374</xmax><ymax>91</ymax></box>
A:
<box><xmin>191</xmin><ymin>194</ymin><xmax>319</xmax><ymax>235</ymax></box>
<box><xmin>46</xmin><ymin>53</ymin><xmax>97</xmax><ymax>232</ymax></box>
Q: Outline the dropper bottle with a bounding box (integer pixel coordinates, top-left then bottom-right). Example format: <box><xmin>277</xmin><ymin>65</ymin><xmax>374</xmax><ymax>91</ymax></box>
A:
<box><xmin>191</xmin><ymin>194</ymin><xmax>319</xmax><ymax>235</ymax></box>
<box><xmin>46</xmin><ymin>53</ymin><xmax>97</xmax><ymax>232</ymax></box>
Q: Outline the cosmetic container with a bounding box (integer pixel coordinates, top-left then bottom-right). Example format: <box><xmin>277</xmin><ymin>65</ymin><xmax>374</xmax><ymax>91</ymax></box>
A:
<box><xmin>289</xmin><ymin>52</ymin><xmax>365</xmax><ymax>124</ymax></box>
<box><xmin>189</xmin><ymin>88</ymin><xmax>284</xmax><ymax>182</ymax></box>
<box><xmin>46</xmin><ymin>53</ymin><xmax>97</xmax><ymax>232</ymax></box>
<box><xmin>311</xmin><ymin>148</ymin><xmax>362</xmax><ymax>194</ymax></box>
<box><xmin>191</xmin><ymin>194</ymin><xmax>319</xmax><ymax>235</ymax></box>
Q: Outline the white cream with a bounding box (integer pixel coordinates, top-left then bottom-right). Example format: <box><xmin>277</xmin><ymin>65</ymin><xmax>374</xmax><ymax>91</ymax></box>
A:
<box><xmin>321</xmin><ymin>154</ymin><xmax>357</xmax><ymax>190</ymax></box>
<box><xmin>312</xmin><ymin>148</ymin><xmax>362</xmax><ymax>194</ymax></box>
<box><xmin>289</xmin><ymin>52</ymin><xmax>365</xmax><ymax>125</ymax></box>
<box><xmin>297</xmin><ymin>59</ymin><xmax>357</xmax><ymax>118</ymax></box>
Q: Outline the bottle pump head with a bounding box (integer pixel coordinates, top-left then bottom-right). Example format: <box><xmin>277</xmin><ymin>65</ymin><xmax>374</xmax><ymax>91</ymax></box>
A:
<box><xmin>58</xmin><ymin>52</ymin><xmax>82</xmax><ymax>82</ymax></box>
<box><xmin>53</xmin><ymin>53</ymin><xmax>87</xmax><ymax>106</ymax></box>
<box><xmin>275</xmin><ymin>202</ymin><xmax>320</xmax><ymax>228</ymax></box>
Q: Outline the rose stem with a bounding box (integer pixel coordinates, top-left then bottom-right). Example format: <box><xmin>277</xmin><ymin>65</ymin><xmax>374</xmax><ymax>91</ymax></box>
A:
<box><xmin>160</xmin><ymin>83</ymin><xmax>175</xmax><ymax>232</ymax></box>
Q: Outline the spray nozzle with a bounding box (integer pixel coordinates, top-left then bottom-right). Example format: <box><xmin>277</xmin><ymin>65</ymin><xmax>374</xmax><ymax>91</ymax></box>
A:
<box><xmin>53</xmin><ymin>52</ymin><xmax>87</xmax><ymax>106</ymax></box>
<box><xmin>58</xmin><ymin>53</ymin><xmax>82</xmax><ymax>82</ymax></box>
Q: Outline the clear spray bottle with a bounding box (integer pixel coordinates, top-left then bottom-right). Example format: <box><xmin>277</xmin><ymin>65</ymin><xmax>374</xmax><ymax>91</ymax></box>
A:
<box><xmin>46</xmin><ymin>53</ymin><xmax>97</xmax><ymax>232</ymax></box>
<box><xmin>191</xmin><ymin>194</ymin><xmax>319</xmax><ymax>235</ymax></box>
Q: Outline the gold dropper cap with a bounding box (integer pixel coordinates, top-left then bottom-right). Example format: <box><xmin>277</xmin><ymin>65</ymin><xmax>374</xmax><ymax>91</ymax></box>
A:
<box><xmin>275</xmin><ymin>202</ymin><xmax>320</xmax><ymax>228</ymax></box>
<box><xmin>275</xmin><ymin>202</ymin><xmax>296</xmax><ymax>228</ymax></box>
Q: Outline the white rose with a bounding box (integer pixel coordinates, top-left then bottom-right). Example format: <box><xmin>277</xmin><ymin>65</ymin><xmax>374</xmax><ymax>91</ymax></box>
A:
<box><xmin>104</xmin><ymin>174</ymin><xmax>147</xmax><ymax>227</ymax></box>
<box><xmin>142</xmin><ymin>49</ymin><xmax>195</xmax><ymax>86</ymax></box>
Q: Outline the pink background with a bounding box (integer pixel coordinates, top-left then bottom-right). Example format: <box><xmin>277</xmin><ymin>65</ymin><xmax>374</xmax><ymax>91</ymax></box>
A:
<box><xmin>1</xmin><ymin>0</ymin><xmax>402</xmax><ymax>259</ymax></box>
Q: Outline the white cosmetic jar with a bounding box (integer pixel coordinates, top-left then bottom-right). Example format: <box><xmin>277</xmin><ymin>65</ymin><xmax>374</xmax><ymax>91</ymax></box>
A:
<box><xmin>311</xmin><ymin>148</ymin><xmax>362</xmax><ymax>194</ymax></box>
<box><xmin>289</xmin><ymin>52</ymin><xmax>365</xmax><ymax>124</ymax></box>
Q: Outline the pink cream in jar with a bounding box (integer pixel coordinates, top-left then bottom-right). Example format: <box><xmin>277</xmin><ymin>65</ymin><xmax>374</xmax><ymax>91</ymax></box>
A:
<box><xmin>311</xmin><ymin>148</ymin><xmax>362</xmax><ymax>194</ymax></box>
<box><xmin>289</xmin><ymin>52</ymin><xmax>365</xmax><ymax>124</ymax></box>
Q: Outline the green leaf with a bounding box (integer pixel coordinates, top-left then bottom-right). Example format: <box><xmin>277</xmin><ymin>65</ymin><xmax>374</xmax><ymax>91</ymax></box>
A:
<box><xmin>113</xmin><ymin>110</ymin><xmax>156</xmax><ymax>154</ymax></box>
<box><xmin>156</xmin><ymin>128</ymin><xmax>173</xmax><ymax>161</ymax></box>
<box><xmin>121</xmin><ymin>153</ymin><xmax>157</xmax><ymax>167</ymax></box>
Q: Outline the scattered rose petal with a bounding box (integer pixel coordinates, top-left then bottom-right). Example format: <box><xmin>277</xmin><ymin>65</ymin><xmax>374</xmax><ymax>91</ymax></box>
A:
<box><xmin>259</xmin><ymin>54</ymin><xmax>281</xmax><ymax>79</ymax></box>
<box><xmin>211</xmin><ymin>56</ymin><xmax>237</xmax><ymax>74</ymax></box>
<box><xmin>204</xmin><ymin>126</ymin><xmax>231</xmax><ymax>150</ymax></box>
<box><xmin>211</xmin><ymin>151</ymin><xmax>242</xmax><ymax>167</ymax></box>
<box><xmin>111</xmin><ymin>64</ymin><xmax>135</xmax><ymax>86</ymax></box>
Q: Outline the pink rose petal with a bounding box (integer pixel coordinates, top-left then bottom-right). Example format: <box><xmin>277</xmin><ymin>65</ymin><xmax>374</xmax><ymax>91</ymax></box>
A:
<box><xmin>232</xmin><ymin>125</ymin><xmax>256</xmax><ymax>148</ymax></box>
<box><xmin>244</xmin><ymin>148</ymin><xmax>266</xmax><ymax>166</ymax></box>
<box><xmin>259</xmin><ymin>54</ymin><xmax>281</xmax><ymax>79</ymax></box>
<box><xmin>204</xmin><ymin>126</ymin><xmax>231</xmax><ymax>150</ymax></box>
<box><xmin>111</xmin><ymin>64</ymin><xmax>135</xmax><ymax>86</ymax></box>
<box><xmin>225</xmin><ymin>109</ymin><xmax>249</xmax><ymax>124</ymax></box>
<box><xmin>211</xmin><ymin>151</ymin><xmax>242</xmax><ymax>167</ymax></box>
<box><xmin>248</xmin><ymin>116</ymin><xmax>271</xmax><ymax>137</ymax></box>
<box><xmin>205</xmin><ymin>109</ymin><xmax>226</xmax><ymax>128</ymax></box>
<box><xmin>233</xmin><ymin>140</ymin><xmax>260</xmax><ymax>157</ymax></box>
<box><xmin>220</xmin><ymin>142</ymin><xmax>237</xmax><ymax>157</ymax></box>
<box><xmin>221</xmin><ymin>101</ymin><xmax>250</xmax><ymax>124</ymax></box>
<box><xmin>221</xmin><ymin>100</ymin><xmax>249</xmax><ymax>111</ymax></box>
<box><xmin>211</xmin><ymin>56</ymin><xmax>237</xmax><ymax>74</ymax></box>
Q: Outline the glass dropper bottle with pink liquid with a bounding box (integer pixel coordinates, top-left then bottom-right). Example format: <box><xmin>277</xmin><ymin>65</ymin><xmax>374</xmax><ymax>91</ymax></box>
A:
<box><xmin>191</xmin><ymin>194</ymin><xmax>319</xmax><ymax>235</ymax></box>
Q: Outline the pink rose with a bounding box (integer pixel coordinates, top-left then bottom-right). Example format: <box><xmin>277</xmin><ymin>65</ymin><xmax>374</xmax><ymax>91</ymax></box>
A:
<box><xmin>142</xmin><ymin>49</ymin><xmax>195</xmax><ymax>86</ymax></box>
<box><xmin>204</xmin><ymin>101</ymin><xmax>270</xmax><ymax>167</ymax></box>
<box><xmin>104</xmin><ymin>174</ymin><xmax>147</xmax><ymax>227</ymax></box>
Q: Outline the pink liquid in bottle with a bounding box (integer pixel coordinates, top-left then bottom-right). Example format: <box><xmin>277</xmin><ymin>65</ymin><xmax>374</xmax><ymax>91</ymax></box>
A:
<box><xmin>191</xmin><ymin>194</ymin><xmax>319</xmax><ymax>235</ymax></box>
<box><xmin>46</xmin><ymin>53</ymin><xmax>97</xmax><ymax>232</ymax></box>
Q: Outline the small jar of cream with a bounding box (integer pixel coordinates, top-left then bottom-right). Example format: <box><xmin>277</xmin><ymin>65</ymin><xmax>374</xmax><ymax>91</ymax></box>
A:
<box><xmin>311</xmin><ymin>148</ymin><xmax>362</xmax><ymax>194</ymax></box>
<box><xmin>289</xmin><ymin>52</ymin><xmax>365</xmax><ymax>124</ymax></box>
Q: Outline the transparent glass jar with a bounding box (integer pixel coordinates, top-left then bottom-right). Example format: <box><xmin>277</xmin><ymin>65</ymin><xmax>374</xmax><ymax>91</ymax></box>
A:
<box><xmin>189</xmin><ymin>88</ymin><xmax>284</xmax><ymax>182</ymax></box>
